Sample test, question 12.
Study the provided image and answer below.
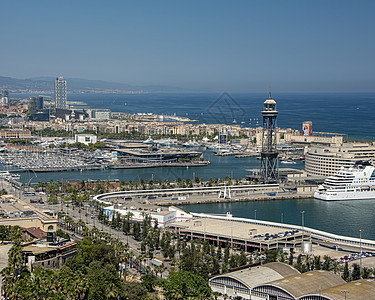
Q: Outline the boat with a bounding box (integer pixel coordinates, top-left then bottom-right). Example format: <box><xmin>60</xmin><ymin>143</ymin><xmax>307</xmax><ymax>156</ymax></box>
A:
<box><xmin>9</xmin><ymin>173</ymin><xmax>21</xmax><ymax>181</ymax></box>
<box><xmin>0</xmin><ymin>171</ymin><xmax>11</xmax><ymax>179</ymax></box>
<box><xmin>154</xmin><ymin>138</ymin><xmax>177</xmax><ymax>147</ymax></box>
<box><xmin>314</xmin><ymin>161</ymin><xmax>375</xmax><ymax>201</ymax></box>
<box><xmin>182</xmin><ymin>140</ymin><xmax>201</xmax><ymax>147</ymax></box>
<box><xmin>0</xmin><ymin>171</ymin><xmax>20</xmax><ymax>181</ymax></box>
<box><xmin>143</xmin><ymin>137</ymin><xmax>154</xmax><ymax>144</ymax></box>
<box><xmin>280</xmin><ymin>158</ymin><xmax>296</xmax><ymax>164</ymax></box>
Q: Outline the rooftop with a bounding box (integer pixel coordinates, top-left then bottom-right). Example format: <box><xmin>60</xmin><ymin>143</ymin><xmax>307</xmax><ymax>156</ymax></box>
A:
<box><xmin>210</xmin><ymin>262</ymin><xmax>299</xmax><ymax>289</ymax></box>
<box><xmin>168</xmin><ymin>217</ymin><xmax>301</xmax><ymax>242</ymax></box>
<box><xmin>263</xmin><ymin>270</ymin><xmax>345</xmax><ymax>299</ymax></box>
<box><xmin>320</xmin><ymin>279</ymin><xmax>375</xmax><ymax>300</ymax></box>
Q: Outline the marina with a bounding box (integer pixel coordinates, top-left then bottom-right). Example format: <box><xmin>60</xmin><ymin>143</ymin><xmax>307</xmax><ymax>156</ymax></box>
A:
<box><xmin>0</xmin><ymin>148</ymin><xmax>91</xmax><ymax>170</ymax></box>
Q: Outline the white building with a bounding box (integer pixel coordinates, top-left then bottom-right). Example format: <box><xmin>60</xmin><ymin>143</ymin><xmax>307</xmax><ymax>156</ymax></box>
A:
<box><xmin>103</xmin><ymin>205</ymin><xmax>192</xmax><ymax>228</ymax></box>
<box><xmin>74</xmin><ymin>134</ymin><xmax>97</xmax><ymax>145</ymax></box>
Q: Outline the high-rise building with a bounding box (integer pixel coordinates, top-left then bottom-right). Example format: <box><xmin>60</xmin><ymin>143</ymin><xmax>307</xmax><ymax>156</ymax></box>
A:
<box><xmin>54</xmin><ymin>77</ymin><xmax>67</xmax><ymax>109</ymax></box>
<box><xmin>259</xmin><ymin>92</ymin><xmax>279</xmax><ymax>183</ymax></box>
<box><xmin>29</xmin><ymin>97</ymin><xmax>44</xmax><ymax>114</ymax></box>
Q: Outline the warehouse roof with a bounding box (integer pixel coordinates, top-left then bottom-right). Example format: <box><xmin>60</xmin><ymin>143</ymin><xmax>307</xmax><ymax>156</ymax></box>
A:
<box><xmin>209</xmin><ymin>262</ymin><xmax>299</xmax><ymax>289</ymax></box>
<box><xmin>254</xmin><ymin>270</ymin><xmax>345</xmax><ymax>299</ymax></box>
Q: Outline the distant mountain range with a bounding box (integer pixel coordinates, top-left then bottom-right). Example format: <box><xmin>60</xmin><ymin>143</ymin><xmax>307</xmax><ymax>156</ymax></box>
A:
<box><xmin>0</xmin><ymin>75</ymin><xmax>189</xmax><ymax>93</ymax></box>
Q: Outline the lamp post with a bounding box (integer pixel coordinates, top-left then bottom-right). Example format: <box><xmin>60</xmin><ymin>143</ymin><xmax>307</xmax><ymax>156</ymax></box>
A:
<box><xmin>281</xmin><ymin>213</ymin><xmax>283</xmax><ymax>223</ymax></box>
<box><xmin>254</xmin><ymin>209</ymin><xmax>257</xmax><ymax>220</ymax></box>
<box><xmin>360</xmin><ymin>229</ymin><xmax>363</xmax><ymax>275</ymax></box>
<box><xmin>341</xmin><ymin>290</ymin><xmax>349</xmax><ymax>300</ymax></box>
<box><xmin>301</xmin><ymin>211</ymin><xmax>305</xmax><ymax>242</ymax></box>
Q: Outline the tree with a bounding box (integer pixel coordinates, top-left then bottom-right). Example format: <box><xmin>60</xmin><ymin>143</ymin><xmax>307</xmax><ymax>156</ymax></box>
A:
<box><xmin>322</xmin><ymin>255</ymin><xmax>331</xmax><ymax>271</ymax></box>
<box><xmin>351</xmin><ymin>263</ymin><xmax>361</xmax><ymax>280</ymax></box>
<box><xmin>288</xmin><ymin>252</ymin><xmax>294</xmax><ymax>265</ymax></box>
<box><xmin>87</xmin><ymin>262</ymin><xmax>123</xmax><ymax>299</ymax></box>
<box><xmin>343</xmin><ymin>262</ymin><xmax>350</xmax><ymax>281</ymax></box>
<box><xmin>122</xmin><ymin>281</ymin><xmax>148</xmax><ymax>300</ymax></box>
<box><xmin>314</xmin><ymin>255</ymin><xmax>321</xmax><ymax>270</ymax></box>
<box><xmin>132</xmin><ymin>222</ymin><xmax>141</xmax><ymax>240</ymax></box>
<box><xmin>238</xmin><ymin>251</ymin><xmax>247</xmax><ymax>266</ymax></box>
<box><xmin>363</xmin><ymin>267</ymin><xmax>371</xmax><ymax>279</ymax></box>
<box><xmin>162</xmin><ymin>271</ymin><xmax>212</xmax><ymax>300</ymax></box>
<box><xmin>224</xmin><ymin>244</ymin><xmax>230</xmax><ymax>265</ymax></box>
<box><xmin>141</xmin><ymin>273</ymin><xmax>158</xmax><ymax>292</ymax></box>
<box><xmin>1</xmin><ymin>226</ymin><xmax>24</xmax><ymax>298</ymax></box>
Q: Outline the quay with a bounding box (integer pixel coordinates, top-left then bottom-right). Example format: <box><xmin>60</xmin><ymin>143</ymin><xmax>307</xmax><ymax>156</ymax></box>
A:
<box><xmin>9</xmin><ymin>165</ymin><xmax>104</xmax><ymax>173</ymax></box>
<box><xmin>8</xmin><ymin>160</ymin><xmax>210</xmax><ymax>173</ymax></box>
<box><xmin>93</xmin><ymin>183</ymin><xmax>316</xmax><ymax>206</ymax></box>
<box><xmin>93</xmin><ymin>184</ymin><xmax>283</xmax><ymax>204</ymax></box>
<box><xmin>108</xmin><ymin>160</ymin><xmax>210</xmax><ymax>169</ymax></box>
<box><xmin>215</xmin><ymin>152</ymin><xmax>259</xmax><ymax>158</ymax></box>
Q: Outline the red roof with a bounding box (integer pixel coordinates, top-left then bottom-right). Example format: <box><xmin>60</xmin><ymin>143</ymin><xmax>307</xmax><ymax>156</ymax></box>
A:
<box><xmin>22</xmin><ymin>227</ymin><xmax>47</xmax><ymax>240</ymax></box>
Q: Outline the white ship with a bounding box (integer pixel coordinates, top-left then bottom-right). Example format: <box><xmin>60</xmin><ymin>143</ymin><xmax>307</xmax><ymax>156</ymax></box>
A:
<box><xmin>314</xmin><ymin>162</ymin><xmax>375</xmax><ymax>201</ymax></box>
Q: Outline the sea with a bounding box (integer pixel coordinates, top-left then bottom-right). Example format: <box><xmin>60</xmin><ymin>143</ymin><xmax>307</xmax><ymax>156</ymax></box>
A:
<box><xmin>8</xmin><ymin>92</ymin><xmax>375</xmax><ymax>239</ymax></box>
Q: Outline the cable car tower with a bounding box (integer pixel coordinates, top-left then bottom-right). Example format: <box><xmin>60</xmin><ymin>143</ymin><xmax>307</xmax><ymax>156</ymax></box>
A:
<box><xmin>259</xmin><ymin>92</ymin><xmax>279</xmax><ymax>183</ymax></box>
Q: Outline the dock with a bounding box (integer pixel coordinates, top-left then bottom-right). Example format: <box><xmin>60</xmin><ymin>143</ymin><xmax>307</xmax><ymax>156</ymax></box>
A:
<box><xmin>109</xmin><ymin>161</ymin><xmax>210</xmax><ymax>169</ymax></box>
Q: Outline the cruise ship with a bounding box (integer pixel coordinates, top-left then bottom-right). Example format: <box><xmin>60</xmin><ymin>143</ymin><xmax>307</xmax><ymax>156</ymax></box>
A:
<box><xmin>314</xmin><ymin>161</ymin><xmax>375</xmax><ymax>201</ymax></box>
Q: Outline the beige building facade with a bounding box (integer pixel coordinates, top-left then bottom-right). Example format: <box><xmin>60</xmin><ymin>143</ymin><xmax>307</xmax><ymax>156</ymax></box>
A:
<box><xmin>305</xmin><ymin>143</ymin><xmax>375</xmax><ymax>176</ymax></box>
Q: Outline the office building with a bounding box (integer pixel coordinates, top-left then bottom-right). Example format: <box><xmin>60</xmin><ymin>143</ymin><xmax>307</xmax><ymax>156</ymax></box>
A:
<box><xmin>29</xmin><ymin>96</ymin><xmax>50</xmax><ymax>121</ymax></box>
<box><xmin>54</xmin><ymin>77</ymin><xmax>67</xmax><ymax>109</ymax></box>
<box><xmin>29</xmin><ymin>97</ymin><xmax>44</xmax><ymax>114</ymax></box>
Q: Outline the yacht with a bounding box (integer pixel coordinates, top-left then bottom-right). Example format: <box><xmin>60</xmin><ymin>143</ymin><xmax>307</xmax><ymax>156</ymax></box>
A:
<box><xmin>280</xmin><ymin>158</ymin><xmax>296</xmax><ymax>164</ymax></box>
<box><xmin>0</xmin><ymin>171</ymin><xmax>20</xmax><ymax>181</ymax></box>
<box><xmin>182</xmin><ymin>140</ymin><xmax>201</xmax><ymax>147</ymax></box>
<box><xmin>0</xmin><ymin>171</ymin><xmax>11</xmax><ymax>179</ymax></box>
<box><xmin>314</xmin><ymin>162</ymin><xmax>375</xmax><ymax>201</ymax></box>
<box><xmin>143</xmin><ymin>137</ymin><xmax>154</xmax><ymax>144</ymax></box>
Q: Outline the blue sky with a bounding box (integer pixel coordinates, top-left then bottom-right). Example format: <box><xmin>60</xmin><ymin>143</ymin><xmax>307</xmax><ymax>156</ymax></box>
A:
<box><xmin>1</xmin><ymin>0</ymin><xmax>375</xmax><ymax>92</ymax></box>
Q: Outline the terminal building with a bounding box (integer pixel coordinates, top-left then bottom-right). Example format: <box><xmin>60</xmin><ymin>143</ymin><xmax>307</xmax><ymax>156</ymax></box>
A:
<box><xmin>305</xmin><ymin>143</ymin><xmax>375</xmax><ymax>176</ymax></box>
<box><xmin>209</xmin><ymin>262</ymin><xmax>375</xmax><ymax>299</ymax></box>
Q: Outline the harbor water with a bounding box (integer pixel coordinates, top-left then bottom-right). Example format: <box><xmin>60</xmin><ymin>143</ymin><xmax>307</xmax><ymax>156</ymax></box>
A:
<box><xmin>8</xmin><ymin>92</ymin><xmax>375</xmax><ymax>241</ymax></box>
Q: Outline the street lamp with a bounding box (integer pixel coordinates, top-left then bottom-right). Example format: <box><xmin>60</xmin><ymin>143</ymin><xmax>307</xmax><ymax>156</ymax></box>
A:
<box><xmin>360</xmin><ymin>229</ymin><xmax>363</xmax><ymax>275</ymax></box>
<box><xmin>300</xmin><ymin>211</ymin><xmax>305</xmax><ymax>242</ymax></box>
<box><xmin>341</xmin><ymin>290</ymin><xmax>349</xmax><ymax>300</ymax></box>
<box><xmin>254</xmin><ymin>209</ymin><xmax>257</xmax><ymax>220</ymax></box>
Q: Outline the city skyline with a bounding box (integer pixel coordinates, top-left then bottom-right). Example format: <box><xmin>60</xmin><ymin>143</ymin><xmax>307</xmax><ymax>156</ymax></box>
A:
<box><xmin>1</xmin><ymin>1</ymin><xmax>375</xmax><ymax>92</ymax></box>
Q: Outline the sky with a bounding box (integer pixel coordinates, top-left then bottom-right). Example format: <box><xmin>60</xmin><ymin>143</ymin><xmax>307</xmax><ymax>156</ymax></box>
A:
<box><xmin>1</xmin><ymin>0</ymin><xmax>375</xmax><ymax>92</ymax></box>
